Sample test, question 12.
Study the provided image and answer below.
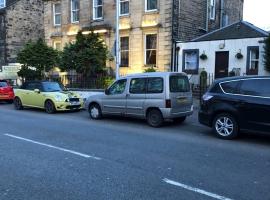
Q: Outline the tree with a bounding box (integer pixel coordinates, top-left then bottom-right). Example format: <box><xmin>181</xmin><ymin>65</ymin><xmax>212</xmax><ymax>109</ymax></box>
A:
<box><xmin>264</xmin><ymin>34</ymin><xmax>270</xmax><ymax>72</ymax></box>
<box><xmin>17</xmin><ymin>38</ymin><xmax>59</xmax><ymax>80</ymax></box>
<box><xmin>59</xmin><ymin>31</ymin><xmax>109</xmax><ymax>77</ymax></box>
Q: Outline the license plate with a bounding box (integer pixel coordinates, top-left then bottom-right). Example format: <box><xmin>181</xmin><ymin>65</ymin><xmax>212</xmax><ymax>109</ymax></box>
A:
<box><xmin>177</xmin><ymin>98</ymin><xmax>188</xmax><ymax>104</ymax></box>
<box><xmin>71</xmin><ymin>101</ymin><xmax>80</xmax><ymax>105</ymax></box>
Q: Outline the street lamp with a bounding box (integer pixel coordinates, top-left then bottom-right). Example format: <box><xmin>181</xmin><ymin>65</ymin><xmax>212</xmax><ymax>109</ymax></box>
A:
<box><xmin>115</xmin><ymin>0</ymin><xmax>120</xmax><ymax>80</ymax></box>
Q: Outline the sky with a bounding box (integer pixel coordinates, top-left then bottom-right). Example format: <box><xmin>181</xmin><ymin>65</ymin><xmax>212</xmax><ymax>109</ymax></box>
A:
<box><xmin>244</xmin><ymin>0</ymin><xmax>270</xmax><ymax>31</ymax></box>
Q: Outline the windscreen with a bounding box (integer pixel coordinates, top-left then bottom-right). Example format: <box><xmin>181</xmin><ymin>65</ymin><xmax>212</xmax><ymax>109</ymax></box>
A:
<box><xmin>170</xmin><ymin>76</ymin><xmax>190</xmax><ymax>93</ymax></box>
<box><xmin>0</xmin><ymin>81</ymin><xmax>8</xmax><ymax>87</ymax></box>
<box><xmin>42</xmin><ymin>82</ymin><xmax>63</xmax><ymax>92</ymax></box>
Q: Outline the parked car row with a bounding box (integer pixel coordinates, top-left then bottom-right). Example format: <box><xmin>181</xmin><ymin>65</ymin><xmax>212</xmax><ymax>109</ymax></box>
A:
<box><xmin>2</xmin><ymin>73</ymin><xmax>269</xmax><ymax>140</ymax></box>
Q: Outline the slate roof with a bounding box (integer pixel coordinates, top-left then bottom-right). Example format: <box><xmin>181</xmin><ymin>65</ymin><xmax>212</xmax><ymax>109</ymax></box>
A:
<box><xmin>192</xmin><ymin>21</ymin><xmax>269</xmax><ymax>42</ymax></box>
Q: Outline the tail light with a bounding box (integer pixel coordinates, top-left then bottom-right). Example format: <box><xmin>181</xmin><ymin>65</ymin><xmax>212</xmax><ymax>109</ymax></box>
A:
<box><xmin>166</xmin><ymin>99</ymin><xmax>171</xmax><ymax>108</ymax></box>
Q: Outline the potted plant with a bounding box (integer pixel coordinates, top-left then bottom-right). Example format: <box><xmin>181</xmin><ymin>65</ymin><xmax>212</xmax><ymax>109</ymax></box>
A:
<box><xmin>229</xmin><ymin>70</ymin><xmax>236</xmax><ymax>77</ymax></box>
<box><xmin>200</xmin><ymin>52</ymin><xmax>208</xmax><ymax>60</ymax></box>
<box><xmin>235</xmin><ymin>50</ymin><xmax>243</xmax><ymax>59</ymax></box>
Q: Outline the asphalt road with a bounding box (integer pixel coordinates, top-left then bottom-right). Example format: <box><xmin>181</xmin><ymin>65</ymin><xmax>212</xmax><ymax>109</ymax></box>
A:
<box><xmin>0</xmin><ymin>102</ymin><xmax>270</xmax><ymax>200</ymax></box>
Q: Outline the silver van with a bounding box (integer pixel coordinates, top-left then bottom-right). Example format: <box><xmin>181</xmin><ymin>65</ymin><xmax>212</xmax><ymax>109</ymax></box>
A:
<box><xmin>85</xmin><ymin>72</ymin><xmax>193</xmax><ymax>127</ymax></box>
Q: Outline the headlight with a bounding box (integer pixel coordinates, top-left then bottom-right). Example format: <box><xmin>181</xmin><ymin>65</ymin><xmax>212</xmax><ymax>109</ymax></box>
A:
<box><xmin>202</xmin><ymin>93</ymin><xmax>213</xmax><ymax>101</ymax></box>
<box><xmin>54</xmin><ymin>95</ymin><xmax>64</xmax><ymax>102</ymax></box>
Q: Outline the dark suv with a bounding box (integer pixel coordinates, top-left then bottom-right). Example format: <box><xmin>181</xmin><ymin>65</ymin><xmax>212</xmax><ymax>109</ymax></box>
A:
<box><xmin>199</xmin><ymin>76</ymin><xmax>270</xmax><ymax>139</ymax></box>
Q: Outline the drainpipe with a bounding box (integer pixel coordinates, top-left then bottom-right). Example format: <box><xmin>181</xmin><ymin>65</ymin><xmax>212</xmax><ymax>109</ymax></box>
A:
<box><xmin>220</xmin><ymin>0</ymin><xmax>224</xmax><ymax>28</ymax></box>
<box><xmin>206</xmin><ymin>0</ymin><xmax>209</xmax><ymax>32</ymax></box>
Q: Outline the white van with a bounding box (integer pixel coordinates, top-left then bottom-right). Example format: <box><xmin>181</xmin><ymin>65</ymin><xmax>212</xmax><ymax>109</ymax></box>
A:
<box><xmin>85</xmin><ymin>72</ymin><xmax>193</xmax><ymax>127</ymax></box>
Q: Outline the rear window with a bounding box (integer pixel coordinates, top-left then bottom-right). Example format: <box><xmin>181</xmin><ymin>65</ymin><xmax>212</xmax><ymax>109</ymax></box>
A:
<box><xmin>170</xmin><ymin>76</ymin><xmax>190</xmax><ymax>92</ymax></box>
<box><xmin>0</xmin><ymin>81</ymin><xmax>8</xmax><ymax>87</ymax></box>
<box><xmin>220</xmin><ymin>81</ymin><xmax>240</xmax><ymax>94</ymax></box>
<box><xmin>240</xmin><ymin>79</ymin><xmax>270</xmax><ymax>97</ymax></box>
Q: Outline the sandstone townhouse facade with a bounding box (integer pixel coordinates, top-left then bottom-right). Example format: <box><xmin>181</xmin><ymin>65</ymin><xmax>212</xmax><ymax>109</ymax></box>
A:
<box><xmin>0</xmin><ymin>0</ymin><xmax>44</xmax><ymax>67</ymax></box>
<box><xmin>44</xmin><ymin>0</ymin><xmax>243</xmax><ymax>75</ymax></box>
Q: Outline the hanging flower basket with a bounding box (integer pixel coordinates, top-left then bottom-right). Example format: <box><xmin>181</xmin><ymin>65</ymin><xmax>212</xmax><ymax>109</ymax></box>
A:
<box><xmin>236</xmin><ymin>52</ymin><xmax>243</xmax><ymax>59</ymax></box>
<box><xmin>200</xmin><ymin>53</ymin><xmax>208</xmax><ymax>60</ymax></box>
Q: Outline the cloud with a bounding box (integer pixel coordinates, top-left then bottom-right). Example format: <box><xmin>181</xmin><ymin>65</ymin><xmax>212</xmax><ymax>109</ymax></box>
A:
<box><xmin>244</xmin><ymin>0</ymin><xmax>270</xmax><ymax>30</ymax></box>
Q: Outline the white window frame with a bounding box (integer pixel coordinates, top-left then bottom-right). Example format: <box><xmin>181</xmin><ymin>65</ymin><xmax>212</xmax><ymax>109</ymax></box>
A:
<box><xmin>93</xmin><ymin>0</ymin><xmax>103</xmax><ymax>20</ymax></box>
<box><xmin>249</xmin><ymin>49</ymin><xmax>259</xmax><ymax>70</ymax></box>
<box><xmin>144</xmin><ymin>34</ymin><xmax>157</xmax><ymax>66</ymax></box>
<box><xmin>71</xmin><ymin>0</ymin><xmax>79</xmax><ymax>23</ymax></box>
<box><xmin>0</xmin><ymin>0</ymin><xmax>6</xmax><ymax>8</ymax></box>
<box><xmin>210</xmin><ymin>0</ymin><xmax>216</xmax><ymax>20</ymax></box>
<box><xmin>119</xmin><ymin>0</ymin><xmax>129</xmax><ymax>16</ymax></box>
<box><xmin>53</xmin><ymin>3</ymin><xmax>61</xmax><ymax>26</ymax></box>
<box><xmin>145</xmin><ymin>0</ymin><xmax>158</xmax><ymax>12</ymax></box>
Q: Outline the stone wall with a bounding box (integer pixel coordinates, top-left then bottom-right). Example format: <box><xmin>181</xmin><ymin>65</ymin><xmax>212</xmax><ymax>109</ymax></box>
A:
<box><xmin>208</xmin><ymin>0</ymin><xmax>244</xmax><ymax>31</ymax></box>
<box><xmin>174</xmin><ymin>0</ymin><xmax>244</xmax><ymax>42</ymax></box>
<box><xmin>0</xmin><ymin>12</ymin><xmax>6</xmax><ymax>65</ymax></box>
<box><xmin>44</xmin><ymin>0</ymin><xmax>173</xmax><ymax>74</ymax></box>
<box><xmin>5</xmin><ymin>0</ymin><xmax>44</xmax><ymax>63</ymax></box>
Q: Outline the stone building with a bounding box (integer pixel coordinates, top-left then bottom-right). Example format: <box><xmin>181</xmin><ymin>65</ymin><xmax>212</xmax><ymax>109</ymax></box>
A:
<box><xmin>0</xmin><ymin>0</ymin><xmax>44</xmax><ymax>69</ymax></box>
<box><xmin>43</xmin><ymin>0</ymin><xmax>243</xmax><ymax>75</ymax></box>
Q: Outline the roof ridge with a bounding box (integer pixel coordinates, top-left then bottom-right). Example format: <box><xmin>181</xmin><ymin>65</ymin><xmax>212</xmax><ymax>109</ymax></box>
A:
<box><xmin>191</xmin><ymin>21</ymin><xmax>241</xmax><ymax>42</ymax></box>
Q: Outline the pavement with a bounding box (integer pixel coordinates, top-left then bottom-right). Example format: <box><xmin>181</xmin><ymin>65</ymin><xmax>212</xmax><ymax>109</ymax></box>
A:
<box><xmin>0</xmin><ymin>102</ymin><xmax>270</xmax><ymax>200</ymax></box>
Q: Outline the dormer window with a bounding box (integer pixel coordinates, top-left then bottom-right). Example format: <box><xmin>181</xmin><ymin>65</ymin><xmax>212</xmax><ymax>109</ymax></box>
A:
<box><xmin>0</xmin><ymin>0</ymin><xmax>6</xmax><ymax>8</ymax></box>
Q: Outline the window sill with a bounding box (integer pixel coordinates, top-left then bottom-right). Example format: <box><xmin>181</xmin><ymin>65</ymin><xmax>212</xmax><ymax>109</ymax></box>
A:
<box><xmin>144</xmin><ymin>9</ymin><xmax>159</xmax><ymax>14</ymax></box>
<box><xmin>71</xmin><ymin>21</ymin><xmax>80</xmax><ymax>24</ymax></box>
<box><xmin>119</xmin><ymin>14</ymin><xmax>130</xmax><ymax>18</ymax></box>
<box><xmin>93</xmin><ymin>18</ymin><xmax>104</xmax><ymax>22</ymax></box>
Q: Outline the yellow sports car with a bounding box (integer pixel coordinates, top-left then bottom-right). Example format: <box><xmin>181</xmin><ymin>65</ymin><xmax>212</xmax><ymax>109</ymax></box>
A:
<box><xmin>14</xmin><ymin>81</ymin><xmax>84</xmax><ymax>113</ymax></box>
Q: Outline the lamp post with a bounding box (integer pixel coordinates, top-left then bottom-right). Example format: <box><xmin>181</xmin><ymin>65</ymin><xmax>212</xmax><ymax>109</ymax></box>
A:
<box><xmin>115</xmin><ymin>0</ymin><xmax>120</xmax><ymax>80</ymax></box>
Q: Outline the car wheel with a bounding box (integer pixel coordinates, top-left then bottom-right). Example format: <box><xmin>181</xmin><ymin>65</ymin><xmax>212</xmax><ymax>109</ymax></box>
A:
<box><xmin>213</xmin><ymin>113</ymin><xmax>238</xmax><ymax>139</ymax></box>
<box><xmin>173</xmin><ymin>116</ymin><xmax>186</xmax><ymax>124</ymax></box>
<box><xmin>45</xmin><ymin>100</ymin><xmax>56</xmax><ymax>114</ymax></box>
<box><xmin>14</xmin><ymin>97</ymin><xmax>23</xmax><ymax>110</ymax></box>
<box><xmin>89</xmin><ymin>104</ymin><xmax>102</xmax><ymax>119</ymax></box>
<box><xmin>147</xmin><ymin>109</ymin><xmax>164</xmax><ymax>127</ymax></box>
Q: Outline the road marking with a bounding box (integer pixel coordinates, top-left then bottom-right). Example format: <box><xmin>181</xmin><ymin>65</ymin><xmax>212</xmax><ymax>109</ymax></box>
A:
<box><xmin>163</xmin><ymin>178</ymin><xmax>233</xmax><ymax>200</ymax></box>
<box><xmin>4</xmin><ymin>134</ymin><xmax>102</xmax><ymax>160</ymax></box>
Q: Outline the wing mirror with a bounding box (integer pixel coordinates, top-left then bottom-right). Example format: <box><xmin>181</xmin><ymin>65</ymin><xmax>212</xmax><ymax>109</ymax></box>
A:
<box><xmin>105</xmin><ymin>88</ymin><xmax>110</xmax><ymax>95</ymax></box>
<box><xmin>34</xmin><ymin>89</ymin><xmax>40</xmax><ymax>93</ymax></box>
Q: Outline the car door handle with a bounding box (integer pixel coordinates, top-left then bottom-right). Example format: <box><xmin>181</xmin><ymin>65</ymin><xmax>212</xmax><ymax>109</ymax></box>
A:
<box><xmin>126</xmin><ymin>94</ymin><xmax>130</xmax><ymax>97</ymax></box>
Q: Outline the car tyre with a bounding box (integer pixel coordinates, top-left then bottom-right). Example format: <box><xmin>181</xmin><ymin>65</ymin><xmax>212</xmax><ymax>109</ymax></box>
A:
<box><xmin>45</xmin><ymin>100</ymin><xmax>56</xmax><ymax>114</ymax></box>
<box><xmin>147</xmin><ymin>109</ymin><xmax>164</xmax><ymax>127</ymax></box>
<box><xmin>89</xmin><ymin>103</ymin><xmax>102</xmax><ymax>120</ymax></box>
<box><xmin>173</xmin><ymin>116</ymin><xmax>186</xmax><ymax>124</ymax></box>
<box><xmin>213</xmin><ymin>113</ymin><xmax>238</xmax><ymax>139</ymax></box>
<box><xmin>14</xmin><ymin>97</ymin><xmax>23</xmax><ymax>110</ymax></box>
